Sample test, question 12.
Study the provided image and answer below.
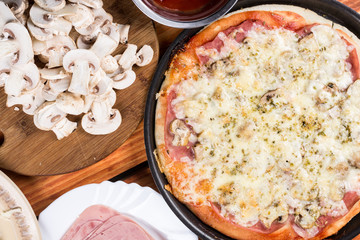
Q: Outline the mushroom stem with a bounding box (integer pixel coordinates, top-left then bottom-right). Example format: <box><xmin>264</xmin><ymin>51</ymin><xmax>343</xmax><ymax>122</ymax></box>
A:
<box><xmin>68</xmin><ymin>60</ymin><xmax>90</xmax><ymax>95</ymax></box>
<box><xmin>52</xmin><ymin>117</ymin><xmax>77</xmax><ymax>140</ymax></box>
<box><xmin>89</xmin><ymin>33</ymin><xmax>117</xmax><ymax>59</ymax></box>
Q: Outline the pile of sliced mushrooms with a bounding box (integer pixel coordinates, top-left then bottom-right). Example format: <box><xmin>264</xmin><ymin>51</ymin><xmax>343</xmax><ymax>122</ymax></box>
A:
<box><xmin>0</xmin><ymin>0</ymin><xmax>154</xmax><ymax>139</ymax></box>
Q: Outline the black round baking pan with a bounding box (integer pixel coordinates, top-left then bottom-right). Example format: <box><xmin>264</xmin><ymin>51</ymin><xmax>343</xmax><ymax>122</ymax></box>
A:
<box><xmin>144</xmin><ymin>0</ymin><xmax>360</xmax><ymax>239</ymax></box>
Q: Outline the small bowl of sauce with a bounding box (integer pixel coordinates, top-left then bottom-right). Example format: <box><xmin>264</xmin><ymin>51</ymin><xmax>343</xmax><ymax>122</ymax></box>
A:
<box><xmin>132</xmin><ymin>0</ymin><xmax>237</xmax><ymax>28</ymax></box>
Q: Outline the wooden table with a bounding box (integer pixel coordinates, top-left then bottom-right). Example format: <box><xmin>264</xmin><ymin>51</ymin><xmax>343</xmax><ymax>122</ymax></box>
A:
<box><xmin>3</xmin><ymin>0</ymin><xmax>360</xmax><ymax>239</ymax></box>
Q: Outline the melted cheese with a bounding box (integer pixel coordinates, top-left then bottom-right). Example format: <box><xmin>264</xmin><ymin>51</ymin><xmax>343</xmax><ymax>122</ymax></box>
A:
<box><xmin>171</xmin><ymin>24</ymin><xmax>360</xmax><ymax>230</ymax></box>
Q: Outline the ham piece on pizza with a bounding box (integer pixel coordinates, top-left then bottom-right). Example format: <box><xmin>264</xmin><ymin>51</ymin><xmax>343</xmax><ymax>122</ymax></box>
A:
<box><xmin>155</xmin><ymin>4</ymin><xmax>360</xmax><ymax>240</ymax></box>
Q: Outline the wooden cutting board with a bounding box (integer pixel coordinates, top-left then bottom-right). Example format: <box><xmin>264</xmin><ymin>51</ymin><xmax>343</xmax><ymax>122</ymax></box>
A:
<box><xmin>0</xmin><ymin>0</ymin><xmax>159</xmax><ymax>176</ymax></box>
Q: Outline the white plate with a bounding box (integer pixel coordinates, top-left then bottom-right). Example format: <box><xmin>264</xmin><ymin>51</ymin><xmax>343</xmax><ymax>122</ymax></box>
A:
<box><xmin>0</xmin><ymin>171</ymin><xmax>41</xmax><ymax>240</ymax></box>
<box><xmin>38</xmin><ymin>181</ymin><xmax>198</xmax><ymax>240</ymax></box>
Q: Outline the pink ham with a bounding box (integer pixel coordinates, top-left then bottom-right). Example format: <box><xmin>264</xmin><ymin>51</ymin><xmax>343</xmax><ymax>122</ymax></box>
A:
<box><xmin>69</xmin><ymin>220</ymin><xmax>104</xmax><ymax>240</ymax></box>
<box><xmin>86</xmin><ymin>215</ymin><xmax>153</xmax><ymax>240</ymax></box>
<box><xmin>196</xmin><ymin>20</ymin><xmax>267</xmax><ymax>65</ymax></box>
<box><xmin>84</xmin><ymin>215</ymin><xmax>135</xmax><ymax>239</ymax></box>
<box><xmin>61</xmin><ymin>205</ymin><xmax>153</xmax><ymax>240</ymax></box>
<box><xmin>90</xmin><ymin>222</ymin><xmax>152</xmax><ymax>240</ymax></box>
<box><xmin>164</xmin><ymin>89</ymin><xmax>196</xmax><ymax>162</ymax></box>
<box><xmin>61</xmin><ymin>205</ymin><xmax>120</xmax><ymax>240</ymax></box>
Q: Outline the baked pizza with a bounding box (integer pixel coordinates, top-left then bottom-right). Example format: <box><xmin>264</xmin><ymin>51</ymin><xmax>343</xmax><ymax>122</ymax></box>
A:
<box><xmin>154</xmin><ymin>4</ymin><xmax>360</xmax><ymax>240</ymax></box>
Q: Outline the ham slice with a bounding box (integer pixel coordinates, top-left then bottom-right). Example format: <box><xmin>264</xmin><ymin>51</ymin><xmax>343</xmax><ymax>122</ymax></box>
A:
<box><xmin>196</xmin><ymin>20</ymin><xmax>267</xmax><ymax>65</ymax></box>
<box><xmin>61</xmin><ymin>205</ymin><xmax>153</xmax><ymax>240</ymax></box>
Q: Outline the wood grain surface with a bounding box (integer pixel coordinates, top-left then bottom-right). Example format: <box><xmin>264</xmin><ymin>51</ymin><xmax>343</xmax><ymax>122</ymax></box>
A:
<box><xmin>0</xmin><ymin>0</ymin><xmax>159</xmax><ymax>176</ymax></box>
<box><xmin>3</xmin><ymin>0</ymin><xmax>360</xmax><ymax>239</ymax></box>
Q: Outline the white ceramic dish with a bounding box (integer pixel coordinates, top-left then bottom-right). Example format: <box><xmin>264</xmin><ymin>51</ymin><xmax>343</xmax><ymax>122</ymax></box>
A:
<box><xmin>0</xmin><ymin>171</ymin><xmax>41</xmax><ymax>240</ymax></box>
<box><xmin>38</xmin><ymin>181</ymin><xmax>198</xmax><ymax>240</ymax></box>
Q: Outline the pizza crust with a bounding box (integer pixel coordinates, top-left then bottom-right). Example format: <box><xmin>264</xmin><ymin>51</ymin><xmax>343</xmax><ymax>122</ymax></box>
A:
<box><xmin>154</xmin><ymin>4</ymin><xmax>360</xmax><ymax>240</ymax></box>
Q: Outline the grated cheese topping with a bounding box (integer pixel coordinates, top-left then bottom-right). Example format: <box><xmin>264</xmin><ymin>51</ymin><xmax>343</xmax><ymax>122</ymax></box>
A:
<box><xmin>170</xmin><ymin>24</ymin><xmax>360</xmax><ymax>230</ymax></box>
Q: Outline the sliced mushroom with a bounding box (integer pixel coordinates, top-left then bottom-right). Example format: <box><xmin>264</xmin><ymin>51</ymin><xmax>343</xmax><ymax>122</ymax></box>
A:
<box><xmin>136</xmin><ymin>45</ymin><xmax>154</xmax><ymax>67</ymax></box>
<box><xmin>100</xmin><ymin>55</ymin><xmax>118</xmax><ymax>74</ymax></box>
<box><xmin>170</xmin><ymin>119</ymin><xmax>196</xmax><ymax>146</ymax></box>
<box><xmin>0</xmin><ymin>73</ymin><xmax>7</xmax><ymax>87</ymax></box>
<box><xmin>64</xmin><ymin>3</ymin><xmax>94</xmax><ymax>29</ymax></box>
<box><xmin>83</xmin><ymin>88</ymin><xmax>115</xmax><ymax>113</ymax></box>
<box><xmin>76</xmin><ymin>34</ymin><xmax>97</xmax><ymax>49</ymax></box>
<box><xmin>116</xmin><ymin>23</ymin><xmax>129</xmax><ymax>44</ymax></box>
<box><xmin>118</xmin><ymin>44</ymin><xmax>137</xmax><ymax>70</ymax></box>
<box><xmin>89</xmin><ymin>32</ymin><xmax>117</xmax><ymax>59</ymax></box>
<box><xmin>0</xmin><ymin>2</ymin><xmax>17</xmax><ymax>32</ymax></box>
<box><xmin>1</xmin><ymin>22</ymin><xmax>34</xmax><ymax>65</ymax></box>
<box><xmin>112</xmin><ymin>69</ymin><xmax>136</xmax><ymax>90</ymax></box>
<box><xmin>2</xmin><ymin>0</ymin><xmax>26</xmax><ymax>19</ymax></box>
<box><xmin>0</xmin><ymin>57</ymin><xmax>12</xmax><ymax>87</ymax></box>
<box><xmin>39</xmin><ymin>66</ymin><xmax>67</xmax><ymax>79</ymax></box>
<box><xmin>33</xmin><ymin>101</ymin><xmax>66</xmax><ymax>131</ymax></box>
<box><xmin>89</xmin><ymin>68</ymin><xmax>113</xmax><ymax>95</ymax></box>
<box><xmin>63</xmin><ymin>49</ymin><xmax>100</xmax><ymax>95</ymax></box>
<box><xmin>81</xmin><ymin>105</ymin><xmax>121</xmax><ymax>135</ymax></box>
<box><xmin>52</xmin><ymin>117</ymin><xmax>77</xmax><ymax>140</ymax></box>
<box><xmin>42</xmin><ymin>77</ymin><xmax>70</xmax><ymax>101</ymax></box>
<box><xmin>32</xmin><ymin>37</ymin><xmax>46</xmax><ymax>54</ymax></box>
<box><xmin>34</xmin><ymin>101</ymin><xmax>76</xmax><ymax>139</ymax></box>
<box><xmin>27</xmin><ymin>18</ymin><xmax>55</xmax><ymax>41</ymax></box>
<box><xmin>68</xmin><ymin>0</ymin><xmax>103</xmax><ymax>9</ymax></box>
<box><xmin>7</xmin><ymin>82</ymin><xmax>45</xmax><ymax>115</ymax></box>
<box><xmin>34</xmin><ymin>0</ymin><xmax>66</xmax><ymax>12</ymax></box>
<box><xmin>4</xmin><ymin>61</ymin><xmax>40</xmax><ymax>96</ymax></box>
<box><xmin>37</xmin><ymin>35</ymin><xmax>76</xmax><ymax>68</ymax></box>
<box><xmin>100</xmin><ymin>22</ymin><xmax>120</xmax><ymax>43</ymax></box>
<box><xmin>40</xmin><ymin>67</ymin><xmax>70</xmax><ymax>101</ymax></box>
<box><xmin>74</xmin><ymin>7</ymin><xmax>111</xmax><ymax>36</ymax></box>
<box><xmin>55</xmin><ymin>92</ymin><xmax>85</xmax><ymax>115</ymax></box>
<box><xmin>29</xmin><ymin>4</ymin><xmax>76</xmax><ymax>29</ymax></box>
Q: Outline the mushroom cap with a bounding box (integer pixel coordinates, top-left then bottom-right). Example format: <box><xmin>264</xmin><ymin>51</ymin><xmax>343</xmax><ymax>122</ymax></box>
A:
<box><xmin>136</xmin><ymin>45</ymin><xmax>154</xmax><ymax>67</ymax></box>
<box><xmin>3</xmin><ymin>22</ymin><xmax>34</xmax><ymax>65</ymax></box>
<box><xmin>112</xmin><ymin>69</ymin><xmax>136</xmax><ymax>90</ymax></box>
<box><xmin>81</xmin><ymin>108</ymin><xmax>121</xmax><ymax>135</ymax></box>
<box><xmin>76</xmin><ymin>34</ymin><xmax>97</xmax><ymax>49</ymax></box>
<box><xmin>27</xmin><ymin>18</ymin><xmax>55</xmax><ymax>41</ymax></box>
<box><xmin>34</xmin><ymin>101</ymin><xmax>66</xmax><ymax>130</ymax></box>
<box><xmin>116</xmin><ymin>23</ymin><xmax>130</xmax><ymax>44</ymax></box>
<box><xmin>62</xmin><ymin>49</ymin><xmax>100</xmax><ymax>73</ymax></box>
<box><xmin>29</xmin><ymin>3</ymin><xmax>74</xmax><ymax>29</ymax></box>
<box><xmin>55</xmin><ymin>92</ymin><xmax>85</xmax><ymax>115</ymax></box>
<box><xmin>68</xmin><ymin>0</ymin><xmax>103</xmax><ymax>9</ymax></box>
<box><xmin>34</xmin><ymin>0</ymin><xmax>66</xmax><ymax>12</ymax></box>
<box><xmin>64</xmin><ymin>3</ymin><xmax>94</xmax><ymax>29</ymax></box>
<box><xmin>100</xmin><ymin>55</ymin><xmax>118</xmax><ymax>74</ymax></box>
